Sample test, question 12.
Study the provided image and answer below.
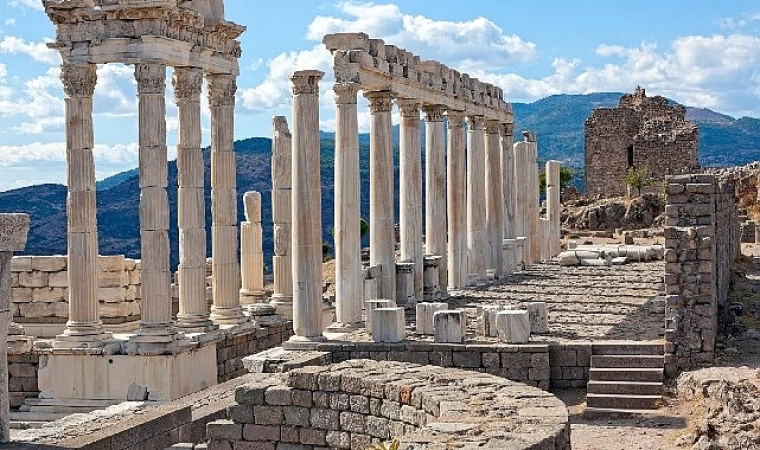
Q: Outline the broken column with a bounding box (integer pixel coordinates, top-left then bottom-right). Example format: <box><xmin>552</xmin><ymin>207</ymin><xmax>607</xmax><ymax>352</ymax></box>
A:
<box><xmin>478</xmin><ymin>304</ymin><xmax>505</xmax><ymax>337</ymax></box>
<box><xmin>395</xmin><ymin>262</ymin><xmax>415</xmax><ymax>308</ymax></box>
<box><xmin>270</xmin><ymin>116</ymin><xmax>294</xmax><ymax>317</ymax></box>
<box><xmin>423</xmin><ymin>255</ymin><xmax>442</xmax><ymax>301</ymax></box>
<box><xmin>0</xmin><ymin>214</ymin><xmax>29</xmax><ymax>444</ymax></box>
<box><xmin>466</xmin><ymin>115</ymin><xmax>487</xmax><ymax>282</ymax></box>
<box><xmin>240</xmin><ymin>191</ymin><xmax>266</xmax><ymax>305</ymax></box>
<box><xmin>546</xmin><ymin>160</ymin><xmax>561</xmax><ymax>257</ymax></box>
<box><xmin>371</xmin><ymin>307</ymin><xmax>405</xmax><ymax>343</ymax></box>
<box><xmin>424</xmin><ymin>105</ymin><xmax>448</xmax><ymax>293</ymax></box>
<box><xmin>289</xmin><ymin>70</ymin><xmax>325</xmax><ymax>342</ymax></box>
<box><xmin>496</xmin><ymin>310</ymin><xmax>530</xmax><ymax>344</ymax></box>
<box><xmin>446</xmin><ymin>111</ymin><xmax>467</xmax><ymax>289</ymax></box>
<box><xmin>527</xmin><ymin>302</ymin><xmax>549</xmax><ymax>334</ymax></box>
<box><xmin>485</xmin><ymin>120</ymin><xmax>504</xmax><ymax>278</ymax></box>
<box><xmin>365</xmin><ymin>299</ymin><xmax>395</xmax><ymax>335</ymax></box>
<box><xmin>434</xmin><ymin>310</ymin><xmax>466</xmax><ymax>344</ymax></box>
<box><xmin>415</xmin><ymin>302</ymin><xmax>449</xmax><ymax>335</ymax></box>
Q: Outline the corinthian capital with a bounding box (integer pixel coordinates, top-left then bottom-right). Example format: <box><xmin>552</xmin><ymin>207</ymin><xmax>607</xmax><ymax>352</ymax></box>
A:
<box><xmin>207</xmin><ymin>74</ymin><xmax>237</xmax><ymax>107</ymax></box>
<box><xmin>485</xmin><ymin>119</ymin><xmax>501</xmax><ymax>135</ymax></box>
<box><xmin>172</xmin><ymin>67</ymin><xmax>203</xmax><ymax>102</ymax></box>
<box><xmin>466</xmin><ymin>115</ymin><xmax>485</xmax><ymax>131</ymax></box>
<box><xmin>395</xmin><ymin>98</ymin><xmax>420</xmax><ymax>119</ymax></box>
<box><xmin>446</xmin><ymin>110</ymin><xmax>465</xmax><ymax>129</ymax></box>
<box><xmin>500</xmin><ymin>122</ymin><xmax>514</xmax><ymax>138</ymax></box>
<box><xmin>135</xmin><ymin>62</ymin><xmax>166</xmax><ymax>95</ymax></box>
<box><xmin>364</xmin><ymin>91</ymin><xmax>393</xmax><ymax>114</ymax></box>
<box><xmin>333</xmin><ymin>83</ymin><xmax>360</xmax><ymax>105</ymax></box>
<box><xmin>290</xmin><ymin>70</ymin><xmax>324</xmax><ymax>96</ymax></box>
<box><xmin>61</xmin><ymin>63</ymin><xmax>97</xmax><ymax>98</ymax></box>
<box><xmin>422</xmin><ymin>105</ymin><xmax>446</xmax><ymax>123</ymax></box>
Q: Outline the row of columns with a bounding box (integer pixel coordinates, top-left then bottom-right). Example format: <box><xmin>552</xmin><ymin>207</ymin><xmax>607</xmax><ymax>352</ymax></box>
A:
<box><xmin>56</xmin><ymin>61</ymin><xmax>243</xmax><ymax>348</ymax></box>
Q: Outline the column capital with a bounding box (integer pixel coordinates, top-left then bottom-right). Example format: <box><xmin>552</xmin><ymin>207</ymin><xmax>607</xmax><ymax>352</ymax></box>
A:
<box><xmin>422</xmin><ymin>105</ymin><xmax>446</xmax><ymax>122</ymax></box>
<box><xmin>207</xmin><ymin>73</ymin><xmax>237</xmax><ymax>107</ymax></box>
<box><xmin>333</xmin><ymin>83</ymin><xmax>360</xmax><ymax>105</ymax></box>
<box><xmin>290</xmin><ymin>70</ymin><xmax>324</xmax><ymax>96</ymax></box>
<box><xmin>446</xmin><ymin>110</ymin><xmax>465</xmax><ymax>129</ymax></box>
<box><xmin>135</xmin><ymin>62</ymin><xmax>166</xmax><ymax>95</ymax></box>
<box><xmin>395</xmin><ymin>98</ymin><xmax>421</xmax><ymax>119</ymax></box>
<box><xmin>466</xmin><ymin>115</ymin><xmax>485</xmax><ymax>130</ymax></box>
<box><xmin>484</xmin><ymin>119</ymin><xmax>501</xmax><ymax>135</ymax></box>
<box><xmin>500</xmin><ymin>122</ymin><xmax>514</xmax><ymax>137</ymax></box>
<box><xmin>172</xmin><ymin>67</ymin><xmax>203</xmax><ymax>103</ymax></box>
<box><xmin>61</xmin><ymin>63</ymin><xmax>97</xmax><ymax>98</ymax></box>
<box><xmin>364</xmin><ymin>90</ymin><xmax>393</xmax><ymax>114</ymax></box>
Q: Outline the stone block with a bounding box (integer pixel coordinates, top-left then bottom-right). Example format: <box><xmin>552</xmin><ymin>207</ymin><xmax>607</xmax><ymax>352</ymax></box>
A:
<box><xmin>0</xmin><ymin>214</ymin><xmax>30</xmax><ymax>251</ymax></box>
<box><xmin>496</xmin><ymin>310</ymin><xmax>530</xmax><ymax>344</ymax></box>
<box><xmin>415</xmin><ymin>302</ymin><xmax>448</xmax><ymax>335</ymax></box>
<box><xmin>31</xmin><ymin>256</ymin><xmax>67</xmax><ymax>272</ymax></box>
<box><xmin>11</xmin><ymin>256</ymin><xmax>32</xmax><ymax>271</ymax></box>
<box><xmin>206</xmin><ymin>420</ymin><xmax>242</xmax><ymax>441</ymax></box>
<box><xmin>433</xmin><ymin>310</ymin><xmax>466</xmax><ymax>343</ymax></box>
<box><xmin>19</xmin><ymin>271</ymin><xmax>48</xmax><ymax>288</ymax></box>
<box><xmin>243</xmin><ymin>424</ymin><xmax>280</xmax><ymax>442</ymax></box>
<box><xmin>365</xmin><ymin>299</ymin><xmax>394</xmax><ymax>334</ymax></box>
<box><xmin>371</xmin><ymin>307</ymin><xmax>405</xmax><ymax>343</ymax></box>
<box><xmin>48</xmin><ymin>271</ymin><xmax>69</xmax><ymax>287</ymax></box>
<box><xmin>526</xmin><ymin>302</ymin><xmax>549</xmax><ymax>334</ymax></box>
<box><xmin>477</xmin><ymin>304</ymin><xmax>505</xmax><ymax>337</ymax></box>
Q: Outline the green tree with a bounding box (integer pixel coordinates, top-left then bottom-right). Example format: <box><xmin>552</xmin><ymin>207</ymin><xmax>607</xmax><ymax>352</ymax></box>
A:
<box><xmin>539</xmin><ymin>166</ymin><xmax>574</xmax><ymax>195</ymax></box>
<box><xmin>623</xmin><ymin>166</ymin><xmax>651</xmax><ymax>198</ymax></box>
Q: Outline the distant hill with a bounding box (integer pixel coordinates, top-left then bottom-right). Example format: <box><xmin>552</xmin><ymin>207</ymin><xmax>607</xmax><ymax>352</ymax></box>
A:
<box><xmin>3</xmin><ymin>92</ymin><xmax>760</xmax><ymax>265</ymax></box>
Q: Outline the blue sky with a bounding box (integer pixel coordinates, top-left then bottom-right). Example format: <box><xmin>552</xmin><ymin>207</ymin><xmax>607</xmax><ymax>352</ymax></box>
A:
<box><xmin>1</xmin><ymin>0</ymin><xmax>760</xmax><ymax>191</ymax></box>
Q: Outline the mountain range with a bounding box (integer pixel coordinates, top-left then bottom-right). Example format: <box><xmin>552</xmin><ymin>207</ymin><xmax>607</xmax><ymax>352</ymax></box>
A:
<box><xmin>2</xmin><ymin>92</ymin><xmax>759</xmax><ymax>267</ymax></box>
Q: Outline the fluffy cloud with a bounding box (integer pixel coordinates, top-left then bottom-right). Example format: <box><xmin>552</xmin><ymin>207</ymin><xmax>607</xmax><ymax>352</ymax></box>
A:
<box><xmin>7</xmin><ymin>0</ymin><xmax>43</xmax><ymax>11</ymax></box>
<box><xmin>0</xmin><ymin>36</ymin><xmax>59</xmax><ymax>64</ymax></box>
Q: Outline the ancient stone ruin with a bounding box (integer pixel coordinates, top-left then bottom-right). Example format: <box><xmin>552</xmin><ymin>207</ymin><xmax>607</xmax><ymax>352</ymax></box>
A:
<box><xmin>585</xmin><ymin>86</ymin><xmax>699</xmax><ymax>197</ymax></box>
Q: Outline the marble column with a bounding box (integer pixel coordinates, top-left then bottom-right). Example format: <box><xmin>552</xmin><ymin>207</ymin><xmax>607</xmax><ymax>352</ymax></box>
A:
<box><xmin>365</xmin><ymin>91</ymin><xmax>396</xmax><ymax>301</ymax></box>
<box><xmin>397</xmin><ymin>98</ymin><xmax>423</xmax><ymax>303</ymax></box>
<box><xmin>208</xmin><ymin>73</ymin><xmax>246</xmax><ymax>325</ymax></box>
<box><xmin>240</xmin><ymin>191</ymin><xmax>266</xmax><ymax>304</ymax></box>
<box><xmin>56</xmin><ymin>63</ymin><xmax>110</xmax><ymax>345</ymax></box>
<box><xmin>446</xmin><ymin>111</ymin><xmax>467</xmax><ymax>289</ymax></box>
<box><xmin>513</xmin><ymin>138</ymin><xmax>530</xmax><ymax>263</ymax></box>
<box><xmin>466</xmin><ymin>115</ymin><xmax>487</xmax><ymax>282</ymax></box>
<box><xmin>0</xmin><ymin>214</ymin><xmax>29</xmax><ymax>444</ymax></box>
<box><xmin>527</xmin><ymin>133</ymin><xmax>540</xmax><ymax>263</ymax></box>
<box><xmin>546</xmin><ymin>160</ymin><xmax>561</xmax><ymax>257</ymax></box>
<box><xmin>501</xmin><ymin>123</ymin><xmax>515</xmax><ymax>240</ymax></box>
<box><xmin>485</xmin><ymin>120</ymin><xmax>504</xmax><ymax>278</ymax></box>
<box><xmin>270</xmin><ymin>116</ymin><xmax>293</xmax><ymax>317</ymax></box>
<box><xmin>290</xmin><ymin>70</ymin><xmax>325</xmax><ymax>341</ymax></box>
<box><xmin>424</xmin><ymin>105</ymin><xmax>447</xmax><ymax>292</ymax></box>
<box><xmin>134</xmin><ymin>62</ymin><xmax>174</xmax><ymax>338</ymax></box>
<box><xmin>332</xmin><ymin>83</ymin><xmax>363</xmax><ymax>329</ymax></box>
<box><xmin>173</xmin><ymin>67</ymin><xmax>214</xmax><ymax>331</ymax></box>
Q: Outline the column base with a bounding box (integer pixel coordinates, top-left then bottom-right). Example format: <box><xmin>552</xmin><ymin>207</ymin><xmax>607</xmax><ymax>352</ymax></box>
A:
<box><xmin>240</xmin><ymin>289</ymin><xmax>268</xmax><ymax>306</ymax></box>
<box><xmin>269</xmin><ymin>297</ymin><xmax>293</xmax><ymax>319</ymax></box>
<box><xmin>210</xmin><ymin>306</ymin><xmax>249</xmax><ymax>325</ymax></box>
<box><xmin>176</xmin><ymin>313</ymin><xmax>217</xmax><ymax>333</ymax></box>
<box><xmin>53</xmin><ymin>321</ymin><xmax>113</xmax><ymax>348</ymax></box>
<box><xmin>326</xmin><ymin>321</ymin><xmax>364</xmax><ymax>333</ymax></box>
<box><xmin>282</xmin><ymin>334</ymin><xmax>327</xmax><ymax>351</ymax></box>
<box><xmin>125</xmin><ymin>325</ymin><xmax>195</xmax><ymax>355</ymax></box>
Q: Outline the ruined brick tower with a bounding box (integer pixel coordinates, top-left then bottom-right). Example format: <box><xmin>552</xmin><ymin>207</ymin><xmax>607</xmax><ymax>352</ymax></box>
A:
<box><xmin>584</xmin><ymin>87</ymin><xmax>699</xmax><ymax>197</ymax></box>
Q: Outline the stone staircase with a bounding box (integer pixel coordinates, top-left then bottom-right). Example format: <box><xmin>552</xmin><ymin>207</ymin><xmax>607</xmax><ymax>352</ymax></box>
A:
<box><xmin>585</xmin><ymin>342</ymin><xmax>664</xmax><ymax>417</ymax></box>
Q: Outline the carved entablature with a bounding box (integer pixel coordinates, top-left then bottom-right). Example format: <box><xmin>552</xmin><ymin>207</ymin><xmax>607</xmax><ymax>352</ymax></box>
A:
<box><xmin>323</xmin><ymin>32</ymin><xmax>512</xmax><ymax>124</ymax></box>
<box><xmin>43</xmin><ymin>0</ymin><xmax>244</xmax><ymax>72</ymax></box>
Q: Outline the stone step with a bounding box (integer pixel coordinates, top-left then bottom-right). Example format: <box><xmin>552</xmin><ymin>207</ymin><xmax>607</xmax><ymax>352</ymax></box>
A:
<box><xmin>587</xmin><ymin>381</ymin><xmax>663</xmax><ymax>396</ymax></box>
<box><xmin>583</xmin><ymin>407</ymin><xmax>663</xmax><ymax>420</ymax></box>
<box><xmin>20</xmin><ymin>405</ymin><xmax>101</xmax><ymax>414</ymax></box>
<box><xmin>591</xmin><ymin>354</ymin><xmax>664</xmax><ymax>368</ymax></box>
<box><xmin>588</xmin><ymin>367</ymin><xmax>663</xmax><ymax>382</ymax></box>
<box><xmin>586</xmin><ymin>393</ymin><xmax>662</xmax><ymax>410</ymax></box>
<box><xmin>23</xmin><ymin>398</ymin><xmax>121</xmax><ymax>408</ymax></box>
<box><xmin>592</xmin><ymin>342</ymin><xmax>664</xmax><ymax>356</ymax></box>
<box><xmin>10</xmin><ymin>411</ymin><xmax>69</xmax><ymax>423</ymax></box>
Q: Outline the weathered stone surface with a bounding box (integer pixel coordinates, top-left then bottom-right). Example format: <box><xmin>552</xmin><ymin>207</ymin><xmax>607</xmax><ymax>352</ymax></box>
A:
<box><xmin>496</xmin><ymin>310</ymin><xmax>530</xmax><ymax>344</ymax></box>
<box><xmin>415</xmin><ymin>302</ymin><xmax>448</xmax><ymax>335</ymax></box>
<box><xmin>0</xmin><ymin>214</ymin><xmax>30</xmax><ymax>252</ymax></box>
<box><xmin>433</xmin><ymin>310</ymin><xmax>466</xmax><ymax>344</ymax></box>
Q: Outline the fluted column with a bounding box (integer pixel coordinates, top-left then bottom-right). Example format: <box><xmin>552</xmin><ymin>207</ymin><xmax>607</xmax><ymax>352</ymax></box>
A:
<box><xmin>397</xmin><ymin>98</ymin><xmax>422</xmax><ymax>304</ymax></box>
<box><xmin>501</xmin><ymin>122</ymin><xmax>515</xmax><ymax>239</ymax></box>
<box><xmin>132</xmin><ymin>62</ymin><xmax>175</xmax><ymax>337</ymax></box>
<box><xmin>56</xmin><ymin>63</ymin><xmax>110</xmax><ymax>345</ymax></box>
<box><xmin>546</xmin><ymin>160</ymin><xmax>561</xmax><ymax>257</ymax></box>
<box><xmin>466</xmin><ymin>115</ymin><xmax>487</xmax><ymax>282</ymax></box>
<box><xmin>446</xmin><ymin>111</ymin><xmax>467</xmax><ymax>289</ymax></box>
<box><xmin>331</xmin><ymin>83</ymin><xmax>363</xmax><ymax>329</ymax></box>
<box><xmin>527</xmin><ymin>133</ymin><xmax>540</xmax><ymax>263</ymax></box>
<box><xmin>423</xmin><ymin>105</ymin><xmax>447</xmax><ymax>293</ymax></box>
<box><xmin>240</xmin><ymin>191</ymin><xmax>266</xmax><ymax>304</ymax></box>
<box><xmin>365</xmin><ymin>91</ymin><xmax>396</xmax><ymax>301</ymax></box>
<box><xmin>173</xmin><ymin>67</ymin><xmax>214</xmax><ymax>331</ymax></box>
<box><xmin>290</xmin><ymin>70</ymin><xmax>325</xmax><ymax>341</ymax></box>
<box><xmin>270</xmin><ymin>117</ymin><xmax>293</xmax><ymax>317</ymax></box>
<box><xmin>513</xmin><ymin>136</ymin><xmax>530</xmax><ymax>263</ymax></box>
<box><xmin>208</xmin><ymin>73</ymin><xmax>246</xmax><ymax>324</ymax></box>
<box><xmin>485</xmin><ymin>120</ymin><xmax>504</xmax><ymax>278</ymax></box>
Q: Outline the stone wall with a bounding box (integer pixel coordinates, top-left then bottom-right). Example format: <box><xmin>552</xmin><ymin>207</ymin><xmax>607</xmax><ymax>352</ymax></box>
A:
<box><xmin>207</xmin><ymin>360</ymin><xmax>570</xmax><ymax>450</ymax></box>
<box><xmin>7</xmin><ymin>352</ymin><xmax>39</xmax><ymax>410</ymax></box>
<box><xmin>549</xmin><ymin>343</ymin><xmax>592</xmax><ymax>388</ymax></box>
<box><xmin>216</xmin><ymin>320</ymin><xmax>293</xmax><ymax>382</ymax></box>
<box><xmin>10</xmin><ymin>255</ymin><xmax>141</xmax><ymax>336</ymax></box>
<box><xmin>740</xmin><ymin>220</ymin><xmax>756</xmax><ymax>243</ymax></box>
<box><xmin>664</xmin><ymin>174</ymin><xmax>739</xmax><ymax>376</ymax></box>
<box><xmin>585</xmin><ymin>87</ymin><xmax>699</xmax><ymax>197</ymax></box>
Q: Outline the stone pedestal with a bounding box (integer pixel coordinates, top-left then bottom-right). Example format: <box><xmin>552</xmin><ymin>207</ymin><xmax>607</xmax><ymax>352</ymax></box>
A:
<box><xmin>270</xmin><ymin>116</ymin><xmax>294</xmax><ymax>318</ymax></box>
<box><xmin>332</xmin><ymin>84</ymin><xmax>363</xmax><ymax>329</ymax></box>
<box><xmin>395</xmin><ymin>262</ymin><xmax>416</xmax><ymax>308</ymax></box>
<box><xmin>424</xmin><ymin>105</ymin><xmax>448</xmax><ymax>293</ymax></box>
<box><xmin>496</xmin><ymin>310</ymin><xmax>530</xmax><ymax>344</ymax></box>
<box><xmin>485</xmin><ymin>120</ymin><xmax>504</xmax><ymax>278</ymax></box>
<box><xmin>433</xmin><ymin>310</ymin><xmax>466</xmax><ymax>344</ymax></box>
<box><xmin>423</xmin><ymin>255</ymin><xmax>442</xmax><ymax>301</ymax></box>
<box><xmin>0</xmin><ymin>214</ymin><xmax>29</xmax><ymax>443</ymax></box>
<box><xmin>363</xmin><ymin>265</ymin><xmax>381</xmax><ymax>303</ymax></box>
<box><xmin>289</xmin><ymin>71</ymin><xmax>325</xmax><ymax>342</ymax></box>
<box><xmin>515</xmin><ymin>237</ymin><xmax>527</xmax><ymax>269</ymax></box>
<box><xmin>366</xmin><ymin>91</ymin><xmax>396</xmax><ymax>301</ymax></box>
<box><xmin>366</xmin><ymin>299</ymin><xmax>395</xmax><ymax>335</ymax></box>
<box><xmin>371</xmin><ymin>308</ymin><xmax>405</xmax><ymax>343</ymax></box>
<box><xmin>415</xmin><ymin>302</ymin><xmax>449</xmax><ymax>335</ymax></box>
<box><xmin>446</xmin><ymin>111</ymin><xmax>468</xmax><ymax>289</ymax></box>
<box><xmin>527</xmin><ymin>302</ymin><xmax>549</xmax><ymax>334</ymax></box>
<box><xmin>503</xmin><ymin>239</ymin><xmax>516</xmax><ymax>275</ymax></box>
<box><xmin>478</xmin><ymin>304</ymin><xmax>505</xmax><ymax>338</ymax></box>
<box><xmin>466</xmin><ymin>116</ymin><xmax>487</xmax><ymax>281</ymax></box>
<box><xmin>240</xmin><ymin>192</ymin><xmax>267</xmax><ymax>305</ymax></box>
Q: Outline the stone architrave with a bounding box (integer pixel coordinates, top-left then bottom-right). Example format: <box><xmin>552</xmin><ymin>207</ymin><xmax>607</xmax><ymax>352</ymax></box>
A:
<box><xmin>501</xmin><ymin>123</ymin><xmax>515</xmax><ymax>240</ymax></box>
<box><xmin>397</xmin><ymin>99</ymin><xmax>423</xmax><ymax>305</ymax></box>
<box><xmin>0</xmin><ymin>214</ymin><xmax>29</xmax><ymax>444</ymax></box>
<box><xmin>365</xmin><ymin>91</ymin><xmax>396</xmax><ymax>301</ymax></box>
<box><xmin>56</xmin><ymin>63</ymin><xmax>110</xmax><ymax>346</ymax></box>
<box><xmin>546</xmin><ymin>160</ymin><xmax>561</xmax><ymax>257</ymax></box>
<box><xmin>331</xmin><ymin>84</ymin><xmax>363</xmax><ymax>330</ymax></box>
<box><xmin>496</xmin><ymin>310</ymin><xmax>530</xmax><ymax>344</ymax></box>
<box><xmin>433</xmin><ymin>310</ymin><xmax>466</xmax><ymax>344</ymax></box>
<box><xmin>446</xmin><ymin>111</ymin><xmax>467</xmax><ymax>289</ymax></box>
<box><xmin>466</xmin><ymin>116</ymin><xmax>487</xmax><ymax>282</ymax></box>
<box><xmin>208</xmin><ymin>73</ymin><xmax>246</xmax><ymax>325</ymax></box>
<box><xmin>485</xmin><ymin>120</ymin><xmax>504</xmax><ymax>278</ymax></box>
<box><xmin>240</xmin><ymin>191</ymin><xmax>266</xmax><ymax>305</ymax></box>
<box><xmin>289</xmin><ymin>71</ymin><xmax>326</xmax><ymax>342</ymax></box>
<box><xmin>270</xmin><ymin>116</ymin><xmax>294</xmax><ymax>317</ymax></box>
<box><xmin>173</xmin><ymin>66</ymin><xmax>214</xmax><ymax>331</ymax></box>
<box><xmin>424</xmin><ymin>105</ymin><xmax>448</xmax><ymax>293</ymax></box>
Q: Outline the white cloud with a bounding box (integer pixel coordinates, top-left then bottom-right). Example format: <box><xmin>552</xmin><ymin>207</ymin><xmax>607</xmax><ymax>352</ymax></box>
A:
<box><xmin>0</xmin><ymin>35</ymin><xmax>60</xmax><ymax>65</ymax></box>
<box><xmin>4</xmin><ymin>18</ymin><xmax>16</xmax><ymax>26</ymax></box>
<box><xmin>7</xmin><ymin>0</ymin><xmax>43</xmax><ymax>11</ymax></box>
